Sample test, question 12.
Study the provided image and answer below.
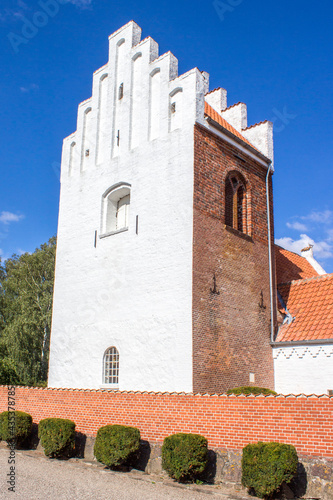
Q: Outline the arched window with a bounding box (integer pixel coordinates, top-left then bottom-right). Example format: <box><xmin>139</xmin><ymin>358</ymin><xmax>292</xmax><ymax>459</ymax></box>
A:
<box><xmin>101</xmin><ymin>182</ymin><xmax>131</xmax><ymax>236</ymax></box>
<box><xmin>225</xmin><ymin>172</ymin><xmax>247</xmax><ymax>233</ymax></box>
<box><xmin>103</xmin><ymin>347</ymin><xmax>119</xmax><ymax>385</ymax></box>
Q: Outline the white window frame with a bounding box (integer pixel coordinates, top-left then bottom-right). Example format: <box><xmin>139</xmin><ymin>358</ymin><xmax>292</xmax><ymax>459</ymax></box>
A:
<box><xmin>101</xmin><ymin>346</ymin><xmax>119</xmax><ymax>388</ymax></box>
<box><xmin>100</xmin><ymin>182</ymin><xmax>131</xmax><ymax>238</ymax></box>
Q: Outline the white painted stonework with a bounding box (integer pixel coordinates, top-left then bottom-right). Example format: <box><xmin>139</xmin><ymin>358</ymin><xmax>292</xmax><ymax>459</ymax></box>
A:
<box><xmin>48</xmin><ymin>21</ymin><xmax>273</xmax><ymax>391</ymax></box>
<box><xmin>301</xmin><ymin>246</ymin><xmax>326</xmax><ymax>275</ymax></box>
<box><xmin>48</xmin><ymin>21</ymin><xmax>208</xmax><ymax>391</ymax></box>
<box><xmin>243</xmin><ymin>121</ymin><xmax>274</xmax><ymax>167</ymax></box>
<box><xmin>221</xmin><ymin>103</ymin><xmax>247</xmax><ymax>133</ymax></box>
<box><xmin>273</xmin><ymin>345</ymin><xmax>333</xmax><ymax>395</ymax></box>
<box><xmin>205</xmin><ymin>88</ymin><xmax>227</xmax><ymax>113</ymax></box>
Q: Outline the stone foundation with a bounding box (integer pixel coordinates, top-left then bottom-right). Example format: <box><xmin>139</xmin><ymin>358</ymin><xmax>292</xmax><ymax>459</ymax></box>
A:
<box><xmin>144</xmin><ymin>444</ymin><xmax>332</xmax><ymax>499</ymax></box>
<box><xmin>77</xmin><ymin>435</ymin><xmax>332</xmax><ymax>499</ymax></box>
<box><xmin>2</xmin><ymin>432</ymin><xmax>332</xmax><ymax>499</ymax></box>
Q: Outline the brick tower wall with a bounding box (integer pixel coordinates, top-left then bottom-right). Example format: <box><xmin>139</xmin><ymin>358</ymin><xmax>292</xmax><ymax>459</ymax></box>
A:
<box><xmin>192</xmin><ymin>123</ymin><xmax>276</xmax><ymax>393</ymax></box>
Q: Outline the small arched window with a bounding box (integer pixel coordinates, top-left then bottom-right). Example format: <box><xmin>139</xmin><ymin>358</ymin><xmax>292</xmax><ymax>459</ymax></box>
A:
<box><xmin>103</xmin><ymin>347</ymin><xmax>119</xmax><ymax>385</ymax></box>
<box><xmin>225</xmin><ymin>172</ymin><xmax>247</xmax><ymax>233</ymax></box>
<box><xmin>101</xmin><ymin>182</ymin><xmax>131</xmax><ymax>236</ymax></box>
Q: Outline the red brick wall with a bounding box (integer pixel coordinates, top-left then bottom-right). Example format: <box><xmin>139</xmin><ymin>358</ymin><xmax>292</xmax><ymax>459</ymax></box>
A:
<box><xmin>193</xmin><ymin>124</ymin><xmax>276</xmax><ymax>393</ymax></box>
<box><xmin>0</xmin><ymin>387</ymin><xmax>332</xmax><ymax>458</ymax></box>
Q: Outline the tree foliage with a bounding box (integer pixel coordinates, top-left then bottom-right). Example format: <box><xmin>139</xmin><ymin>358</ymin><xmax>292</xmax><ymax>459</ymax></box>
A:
<box><xmin>0</xmin><ymin>237</ymin><xmax>56</xmax><ymax>385</ymax></box>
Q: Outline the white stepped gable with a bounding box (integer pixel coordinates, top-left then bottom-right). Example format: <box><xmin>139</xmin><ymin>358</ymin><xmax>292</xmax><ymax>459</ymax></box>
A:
<box><xmin>221</xmin><ymin>102</ymin><xmax>248</xmax><ymax>132</ymax></box>
<box><xmin>61</xmin><ymin>20</ymin><xmax>209</xmax><ymax>181</ymax></box>
<box><xmin>62</xmin><ymin>19</ymin><xmax>273</xmax><ymax>177</ymax></box>
<box><xmin>205</xmin><ymin>88</ymin><xmax>227</xmax><ymax>113</ymax></box>
<box><xmin>205</xmin><ymin>90</ymin><xmax>274</xmax><ymax>166</ymax></box>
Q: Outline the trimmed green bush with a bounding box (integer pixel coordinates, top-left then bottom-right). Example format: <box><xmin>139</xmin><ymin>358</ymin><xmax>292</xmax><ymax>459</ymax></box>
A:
<box><xmin>242</xmin><ymin>441</ymin><xmax>298</xmax><ymax>498</ymax></box>
<box><xmin>162</xmin><ymin>433</ymin><xmax>208</xmax><ymax>482</ymax></box>
<box><xmin>227</xmin><ymin>386</ymin><xmax>277</xmax><ymax>396</ymax></box>
<box><xmin>94</xmin><ymin>424</ymin><xmax>140</xmax><ymax>468</ymax></box>
<box><xmin>0</xmin><ymin>411</ymin><xmax>32</xmax><ymax>446</ymax></box>
<box><xmin>38</xmin><ymin>418</ymin><xmax>75</xmax><ymax>458</ymax></box>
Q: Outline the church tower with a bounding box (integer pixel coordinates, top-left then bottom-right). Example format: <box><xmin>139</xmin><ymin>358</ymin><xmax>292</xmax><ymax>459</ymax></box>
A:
<box><xmin>48</xmin><ymin>21</ymin><xmax>276</xmax><ymax>393</ymax></box>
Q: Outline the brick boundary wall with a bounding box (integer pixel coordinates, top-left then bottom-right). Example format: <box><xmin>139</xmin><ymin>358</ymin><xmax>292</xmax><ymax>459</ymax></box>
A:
<box><xmin>0</xmin><ymin>387</ymin><xmax>332</xmax><ymax>458</ymax></box>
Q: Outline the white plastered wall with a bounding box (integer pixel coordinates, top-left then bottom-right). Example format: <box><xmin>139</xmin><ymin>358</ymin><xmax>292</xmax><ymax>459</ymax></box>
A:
<box><xmin>48</xmin><ymin>21</ymin><xmax>208</xmax><ymax>391</ymax></box>
<box><xmin>221</xmin><ymin>102</ymin><xmax>247</xmax><ymax>132</ymax></box>
<box><xmin>273</xmin><ymin>345</ymin><xmax>333</xmax><ymax>395</ymax></box>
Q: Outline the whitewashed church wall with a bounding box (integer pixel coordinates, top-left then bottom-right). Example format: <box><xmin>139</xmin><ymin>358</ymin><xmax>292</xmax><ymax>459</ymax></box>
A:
<box><xmin>273</xmin><ymin>345</ymin><xmax>333</xmax><ymax>395</ymax></box>
<box><xmin>48</xmin><ymin>21</ymin><xmax>208</xmax><ymax>392</ymax></box>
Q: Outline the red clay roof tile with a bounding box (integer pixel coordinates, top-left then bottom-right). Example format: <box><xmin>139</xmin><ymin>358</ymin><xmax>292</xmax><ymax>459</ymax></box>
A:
<box><xmin>276</xmin><ymin>273</ymin><xmax>333</xmax><ymax>342</ymax></box>
<box><xmin>275</xmin><ymin>245</ymin><xmax>319</xmax><ymax>285</ymax></box>
<box><xmin>204</xmin><ymin>101</ymin><xmax>258</xmax><ymax>151</ymax></box>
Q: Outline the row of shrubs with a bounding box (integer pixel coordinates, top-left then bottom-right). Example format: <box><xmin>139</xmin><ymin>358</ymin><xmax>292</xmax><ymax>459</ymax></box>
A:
<box><xmin>0</xmin><ymin>409</ymin><xmax>297</xmax><ymax>499</ymax></box>
<box><xmin>0</xmin><ymin>411</ymin><xmax>75</xmax><ymax>458</ymax></box>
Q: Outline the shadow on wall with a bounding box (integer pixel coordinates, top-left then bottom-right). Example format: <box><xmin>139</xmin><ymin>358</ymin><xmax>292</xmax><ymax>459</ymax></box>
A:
<box><xmin>289</xmin><ymin>463</ymin><xmax>307</xmax><ymax>499</ymax></box>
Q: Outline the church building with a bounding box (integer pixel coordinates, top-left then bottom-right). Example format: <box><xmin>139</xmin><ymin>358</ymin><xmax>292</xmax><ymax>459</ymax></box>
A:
<box><xmin>48</xmin><ymin>21</ymin><xmax>278</xmax><ymax>393</ymax></box>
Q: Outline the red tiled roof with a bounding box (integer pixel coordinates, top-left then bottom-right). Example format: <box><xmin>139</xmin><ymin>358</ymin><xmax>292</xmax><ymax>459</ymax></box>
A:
<box><xmin>276</xmin><ymin>274</ymin><xmax>333</xmax><ymax>342</ymax></box>
<box><xmin>204</xmin><ymin>101</ymin><xmax>258</xmax><ymax>151</ymax></box>
<box><xmin>275</xmin><ymin>245</ymin><xmax>319</xmax><ymax>285</ymax></box>
<box><xmin>205</xmin><ymin>87</ymin><xmax>224</xmax><ymax>95</ymax></box>
<box><xmin>245</xmin><ymin>120</ymin><xmax>270</xmax><ymax>130</ymax></box>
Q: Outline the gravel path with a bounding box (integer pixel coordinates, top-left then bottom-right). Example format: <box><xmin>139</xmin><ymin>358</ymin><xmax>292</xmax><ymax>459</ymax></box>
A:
<box><xmin>0</xmin><ymin>448</ymin><xmax>249</xmax><ymax>500</ymax></box>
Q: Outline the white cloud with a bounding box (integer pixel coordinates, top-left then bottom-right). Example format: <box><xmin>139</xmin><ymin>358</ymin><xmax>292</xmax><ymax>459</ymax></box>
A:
<box><xmin>20</xmin><ymin>83</ymin><xmax>39</xmax><ymax>93</ymax></box>
<box><xmin>0</xmin><ymin>249</ymin><xmax>10</xmax><ymax>262</ymax></box>
<box><xmin>327</xmin><ymin>229</ymin><xmax>333</xmax><ymax>242</ymax></box>
<box><xmin>314</xmin><ymin>241</ymin><xmax>333</xmax><ymax>259</ymax></box>
<box><xmin>17</xmin><ymin>248</ymin><xmax>28</xmax><ymax>256</ymax></box>
<box><xmin>286</xmin><ymin>221</ymin><xmax>308</xmax><ymax>232</ymax></box>
<box><xmin>0</xmin><ymin>211</ymin><xmax>24</xmax><ymax>225</ymax></box>
<box><xmin>301</xmin><ymin>210</ymin><xmax>333</xmax><ymax>224</ymax></box>
<box><xmin>0</xmin><ymin>248</ymin><xmax>29</xmax><ymax>262</ymax></box>
<box><xmin>275</xmin><ymin>234</ymin><xmax>333</xmax><ymax>260</ymax></box>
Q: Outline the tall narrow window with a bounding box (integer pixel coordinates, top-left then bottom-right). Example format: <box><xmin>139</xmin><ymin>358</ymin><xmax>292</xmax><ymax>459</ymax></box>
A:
<box><xmin>169</xmin><ymin>87</ymin><xmax>183</xmax><ymax>132</ymax></box>
<box><xmin>225</xmin><ymin>172</ymin><xmax>247</xmax><ymax>233</ymax></box>
<box><xmin>101</xmin><ymin>183</ymin><xmax>131</xmax><ymax>236</ymax></box>
<box><xmin>103</xmin><ymin>347</ymin><xmax>119</xmax><ymax>385</ymax></box>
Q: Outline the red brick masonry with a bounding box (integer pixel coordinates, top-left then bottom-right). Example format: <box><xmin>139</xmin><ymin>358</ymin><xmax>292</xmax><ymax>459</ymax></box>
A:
<box><xmin>0</xmin><ymin>387</ymin><xmax>332</xmax><ymax>458</ymax></box>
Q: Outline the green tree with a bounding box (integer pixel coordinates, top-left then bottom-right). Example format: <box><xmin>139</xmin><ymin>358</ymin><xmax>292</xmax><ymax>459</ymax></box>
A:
<box><xmin>0</xmin><ymin>237</ymin><xmax>56</xmax><ymax>385</ymax></box>
<box><xmin>0</xmin><ymin>259</ymin><xmax>18</xmax><ymax>385</ymax></box>
<box><xmin>0</xmin><ymin>258</ymin><xmax>5</xmax><ymax>334</ymax></box>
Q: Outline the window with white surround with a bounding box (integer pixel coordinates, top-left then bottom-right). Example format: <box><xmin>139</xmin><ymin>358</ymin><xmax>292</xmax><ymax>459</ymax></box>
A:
<box><xmin>101</xmin><ymin>182</ymin><xmax>131</xmax><ymax>237</ymax></box>
<box><xmin>103</xmin><ymin>347</ymin><xmax>119</xmax><ymax>385</ymax></box>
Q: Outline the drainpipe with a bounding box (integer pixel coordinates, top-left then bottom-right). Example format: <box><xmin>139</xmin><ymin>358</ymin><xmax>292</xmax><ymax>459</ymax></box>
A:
<box><xmin>266</xmin><ymin>162</ymin><xmax>274</xmax><ymax>343</ymax></box>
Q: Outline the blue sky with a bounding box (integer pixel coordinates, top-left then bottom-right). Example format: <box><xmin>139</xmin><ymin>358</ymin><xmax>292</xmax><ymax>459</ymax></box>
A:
<box><xmin>1</xmin><ymin>0</ymin><xmax>332</xmax><ymax>272</ymax></box>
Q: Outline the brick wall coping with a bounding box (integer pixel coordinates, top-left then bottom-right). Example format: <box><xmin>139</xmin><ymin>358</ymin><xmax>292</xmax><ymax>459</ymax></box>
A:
<box><xmin>2</xmin><ymin>386</ymin><xmax>331</xmax><ymax>399</ymax></box>
<box><xmin>1</xmin><ymin>386</ymin><xmax>331</xmax><ymax>457</ymax></box>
